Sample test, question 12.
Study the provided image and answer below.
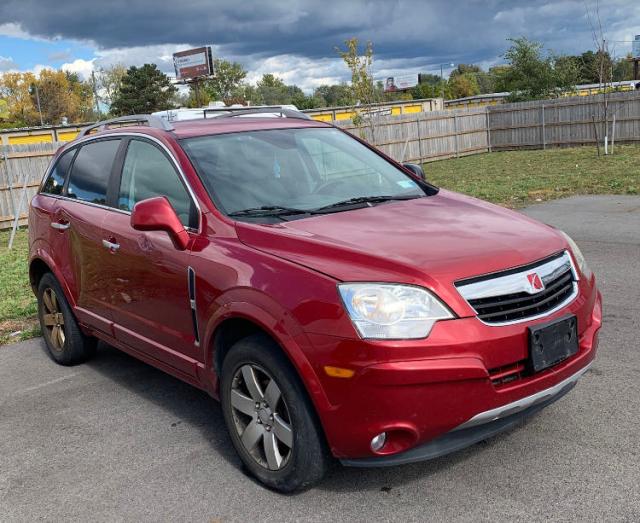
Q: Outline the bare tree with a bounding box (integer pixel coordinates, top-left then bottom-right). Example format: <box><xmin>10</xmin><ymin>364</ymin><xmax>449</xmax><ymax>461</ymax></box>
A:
<box><xmin>585</xmin><ymin>0</ymin><xmax>615</xmax><ymax>155</ymax></box>
<box><xmin>336</xmin><ymin>38</ymin><xmax>380</xmax><ymax>142</ymax></box>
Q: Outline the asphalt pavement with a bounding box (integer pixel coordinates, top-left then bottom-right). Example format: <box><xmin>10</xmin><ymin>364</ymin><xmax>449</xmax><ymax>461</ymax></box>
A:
<box><xmin>1</xmin><ymin>195</ymin><xmax>639</xmax><ymax>522</ymax></box>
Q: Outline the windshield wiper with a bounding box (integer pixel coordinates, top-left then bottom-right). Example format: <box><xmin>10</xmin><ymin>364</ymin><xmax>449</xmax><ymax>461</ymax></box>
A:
<box><xmin>311</xmin><ymin>194</ymin><xmax>424</xmax><ymax>213</ymax></box>
<box><xmin>227</xmin><ymin>205</ymin><xmax>309</xmax><ymax>217</ymax></box>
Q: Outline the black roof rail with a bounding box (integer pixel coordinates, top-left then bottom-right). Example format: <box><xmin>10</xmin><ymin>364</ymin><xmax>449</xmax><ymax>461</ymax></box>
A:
<box><xmin>78</xmin><ymin>114</ymin><xmax>174</xmax><ymax>137</ymax></box>
<box><xmin>203</xmin><ymin>106</ymin><xmax>312</xmax><ymax>121</ymax></box>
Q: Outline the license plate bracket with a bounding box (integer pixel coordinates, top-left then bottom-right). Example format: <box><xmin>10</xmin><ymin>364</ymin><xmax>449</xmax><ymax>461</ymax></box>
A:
<box><xmin>528</xmin><ymin>315</ymin><xmax>578</xmax><ymax>373</ymax></box>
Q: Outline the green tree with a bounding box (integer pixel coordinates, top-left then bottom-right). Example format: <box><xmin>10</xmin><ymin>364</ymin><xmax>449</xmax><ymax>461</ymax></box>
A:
<box><xmin>202</xmin><ymin>59</ymin><xmax>247</xmax><ymax>102</ymax></box>
<box><xmin>336</xmin><ymin>38</ymin><xmax>377</xmax><ymax>108</ymax></box>
<box><xmin>110</xmin><ymin>64</ymin><xmax>177</xmax><ymax>116</ymax></box>
<box><xmin>313</xmin><ymin>84</ymin><xmax>353</xmax><ymax>106</ymax></box>
<box><xmin>613</xmin><ymin>55</ymin><xmax>634</xmax><ymax>82</ymax></box>
<box><xmin>448</xmin><ymin>73</ymin><xmax>480</xmax><ymax>99</ymax></box>
<box><xmin>499</xmin><ymin>37</ymin><xmax>577</xmax><ymax>101</ymax></box>
<box><xmin>255</xmin><ymin>74</ymin><xmax>290</xmax><ymax>105</ymax></box>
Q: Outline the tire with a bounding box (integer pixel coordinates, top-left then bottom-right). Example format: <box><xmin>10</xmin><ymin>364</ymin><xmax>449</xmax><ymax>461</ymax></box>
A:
<box><xmin>220</xmin><ymin>333</ymin><xmax>330</xmax><ymax>492</ymax></box>
<box><xmin>37</xmin><ymin>272</ymin><xmax>97</xmax><ymax>366</ymax></box>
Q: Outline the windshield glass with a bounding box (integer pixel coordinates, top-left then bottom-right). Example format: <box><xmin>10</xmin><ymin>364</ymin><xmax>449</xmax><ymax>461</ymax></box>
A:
<box><xmin>181</xmin><ymin>128</ymin><xmax>429</xmax><ymax>217</ymax></box>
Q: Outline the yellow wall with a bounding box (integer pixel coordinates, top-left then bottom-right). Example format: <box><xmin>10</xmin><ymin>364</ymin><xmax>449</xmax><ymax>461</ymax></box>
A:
<box><xmin>8</xmin><ymin>133</ymin><xmax>53</xmax><ymax>145</ymax></box>
<box><xmin>57</xmin><ymin>130</ymin><xmax>80</xmax><ymax>141</ymax></box>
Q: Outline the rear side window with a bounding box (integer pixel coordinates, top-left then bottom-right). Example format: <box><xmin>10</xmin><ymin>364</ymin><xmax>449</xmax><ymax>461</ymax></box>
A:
<box><xmin>118</xmin><ymin>139</ymin><xmax>196</xmax><ymax>228</ymax></box>
<box><xmin>67</xmin><ymin>139</ymin><xmax>121</xmax><ymax>204</ymax></box>
<box><xmin>42</xmin><ymin>149</ymin><xmax>75</xmax><ymax>195</ymax></box>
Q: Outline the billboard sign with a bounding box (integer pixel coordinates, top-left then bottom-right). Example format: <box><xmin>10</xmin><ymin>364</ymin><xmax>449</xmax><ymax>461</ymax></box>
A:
<box><xmin>173</xmin><ymin>46</ymin><xmax>213</xmax><ymax>81</ymax></box>
<box><xmin>633</xmin><ymin>35</ymin><xmax>640</xmax><ymax>59</ymax></box>
<box><xmin>384</xmin><ymin>74</ymin><xmax>419</xmax><ymax>92</ymax></box>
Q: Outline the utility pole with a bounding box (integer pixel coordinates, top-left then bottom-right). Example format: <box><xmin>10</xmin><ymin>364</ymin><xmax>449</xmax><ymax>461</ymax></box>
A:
<box><xmin>29</xmin><ymin>83</ymin><xmax>44</xmax><ymax>126</ymax></box>
<box><xmin>440</xmin><ymin>62</ymin><xmax>454</xmax><ymax>102</ymax></box>
<box><xmin>91</xmin><ymin>70</ymin><xmax>101</xmax><ymax>118</ymax></box>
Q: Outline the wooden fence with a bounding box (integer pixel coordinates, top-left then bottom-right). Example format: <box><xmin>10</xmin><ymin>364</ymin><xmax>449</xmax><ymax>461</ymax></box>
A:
<box><xmin>0</xmin><ymin>142</ymin><xmax>60</xmax><ymax>230</ymax></box>
<box><xmin>487</xmin><ymin>90</ymin><xmax>640</xmax><ymax>150</ymax></box>
<box><xmin>1</xmin><ymin>90</ymin><xmax>640</xmax><ymax>230</ymax></box>
<box><xmin>334</xmin><ymin>108</ymin><xmax>491</xmax><ymax>163</ymax></box>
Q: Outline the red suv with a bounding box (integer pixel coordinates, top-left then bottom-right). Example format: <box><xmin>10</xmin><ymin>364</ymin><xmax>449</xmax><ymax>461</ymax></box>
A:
<box><xmin>29</xmin><ymin>110</ymin><xmax>602</xmax><ymax>492</ymax></box>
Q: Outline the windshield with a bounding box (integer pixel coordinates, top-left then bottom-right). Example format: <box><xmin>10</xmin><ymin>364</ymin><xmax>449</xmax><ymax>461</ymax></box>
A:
<box><xmin>181</xmin><ymin>127</ymin><xmax>430</xmax><ymax>219</ymax></box>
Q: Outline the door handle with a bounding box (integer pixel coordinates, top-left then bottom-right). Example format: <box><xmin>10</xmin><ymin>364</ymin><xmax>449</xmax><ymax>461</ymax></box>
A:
<box><xmin>102</xmin><ymin>239</ymin><xmax>120</xmax><ymax>252</ymax></box>
<box><xmin>50</xmin><ymin>221</ymin><xmax>70</xmax><ymax>230</ymax></box>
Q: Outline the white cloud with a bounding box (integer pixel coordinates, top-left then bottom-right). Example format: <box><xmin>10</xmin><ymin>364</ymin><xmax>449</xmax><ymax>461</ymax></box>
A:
<box><xmin>0</xmin><ymin>22</ymin><xmax>51</xmax><ymax>41</ymax></box>
<box><xmin>61</xmin><ymin>58</ymin><xmax>96</xmax><ymax>79</ymax></box>
<box><xmin>0</xmin><ymin>55</ymin><xmax>18</xmax><ymax>71</ymax></box>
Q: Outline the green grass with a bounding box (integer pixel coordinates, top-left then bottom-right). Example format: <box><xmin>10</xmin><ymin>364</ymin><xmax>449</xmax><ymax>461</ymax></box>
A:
<box><xmin>425</xmin><ymin>145</ymin><xmax>639</xmax><ymax>208</ymax></box>
<box><xmin>0</xmin><ymin>228</ymin><xmax>40</xmax><ymax>344</ymax></box>
<box><xmin>1</xmin><ymin>144</ymin><xmax>638</xmax><ymax>344</ymax></box>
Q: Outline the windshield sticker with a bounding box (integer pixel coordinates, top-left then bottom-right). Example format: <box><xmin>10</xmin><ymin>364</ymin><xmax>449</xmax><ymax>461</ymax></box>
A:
<box><xmin>397</xmin><ymin>180</ymin><xmax>417</xmax><ymax>189</ymax></box>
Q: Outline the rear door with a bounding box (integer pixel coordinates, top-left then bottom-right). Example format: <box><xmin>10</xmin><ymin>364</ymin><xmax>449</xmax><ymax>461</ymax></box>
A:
<box><xmin>100</xmin><ymin>137</ymin><xmax>200</xmax><ymax>376</ymax></box>
<box><xmin>56</xmin><ymin>137</ymin><xmax>123</xmax><ymax>334</ymax></box>
<box><xmin>30</xmin><ymin>147</ymin><xmax>77</xmax><ymax>277</ymax></box>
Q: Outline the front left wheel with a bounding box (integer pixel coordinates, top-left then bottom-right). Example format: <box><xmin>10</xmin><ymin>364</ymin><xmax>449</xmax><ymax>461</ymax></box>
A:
<box><xmin>220</xmin><ymin>334</ymin><xmax>331</xmax><ymax>492</ymax></box>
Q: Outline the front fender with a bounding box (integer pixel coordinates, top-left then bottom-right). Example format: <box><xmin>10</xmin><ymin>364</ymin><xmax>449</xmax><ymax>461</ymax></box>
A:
<box><xmin>200</xmin><ymin>291</ymin><xmax>333</xmax><ymax>415</ymax></box>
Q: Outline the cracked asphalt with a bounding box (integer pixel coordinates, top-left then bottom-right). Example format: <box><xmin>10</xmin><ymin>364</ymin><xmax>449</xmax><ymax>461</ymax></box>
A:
<box><xmin>1</xmin><ymin>195</ymin><xmax>638</xmax><ymax>522</ymax></box>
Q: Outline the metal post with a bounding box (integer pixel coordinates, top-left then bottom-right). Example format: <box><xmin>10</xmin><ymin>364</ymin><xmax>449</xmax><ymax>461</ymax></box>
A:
<box><xmin>91</xmin><ymin>70</ymin><xmax>101</xmax><ymax>118</ymax></box>
<box><xmin>611</xmin><ymin>114</ymin><xmax>616</xmax><ymax>155</ymax></box>
<box><xmin>416</xmin><ymin>113</ymin><xmax>425</xmax><ymax>163</ymax></box>
<box><xmin>541</xmin><ymin>105</ymin><xmax>546</xmax><ymax>150</ymax></box>
<box><xmin>453</xmin><ymin>114</ymin><xmax>459</xmax><ymax>158</ymax></box>
<box><xmin>485</xmin><ymin>106</ymin><xmax>492</xmax><ymax>153</ymax></box>
<box><xmin>8</xmin><ymin>157</ymin><xmax>30</xmax><ymax>249</ymax></box>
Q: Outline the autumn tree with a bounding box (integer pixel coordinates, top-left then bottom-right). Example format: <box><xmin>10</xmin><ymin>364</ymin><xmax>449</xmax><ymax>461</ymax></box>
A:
<box><xmin>0</xmin><ymin>72</ymin><xmax>38</xmax><ymax>126</ymax></box>
<box><xmin>35</xmin><ymin>69</ymin><xmax>94</xmax><ymax>124</ymax></box>
<box><xmin>110</xmin><ymin>64</ymin><xmax>177</xmax><ymax>115</ymax></box>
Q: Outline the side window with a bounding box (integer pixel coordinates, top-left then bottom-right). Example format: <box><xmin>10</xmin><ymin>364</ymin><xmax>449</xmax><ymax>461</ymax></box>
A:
<box><xmin>118</xmin><ymin>139</ymin><xmax>196</xmax><ymax>228</ymax></box>
<box><xmin>42</xmin><ymin>149</ymin><xmax>75</xmax><ymax>195</ymax></box>
<box><xmin>67</xmin><ymin>139</ymin><xmax>121</xmax><ymax>204</ymax></box>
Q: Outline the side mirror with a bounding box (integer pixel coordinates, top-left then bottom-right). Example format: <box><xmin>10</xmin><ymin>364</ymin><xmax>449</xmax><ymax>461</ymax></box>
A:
<box><xmin>130</xmin><ymin>196</ymin><xmax>190</xmax><ymax>251</ymax></box>
<box><xmin>403</xmin><ymin>162</ymin><xmax>426</xmax><ymax>181</ymax></box>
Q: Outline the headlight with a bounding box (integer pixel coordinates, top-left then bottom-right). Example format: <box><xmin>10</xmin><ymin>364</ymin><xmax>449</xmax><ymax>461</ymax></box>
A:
<box><xmin>559</xmin><ymin>230</ymin><xmax>592</xmax><ymax>279</ymax></box>
<box><xmin>338</xmin><ymin>283</ymin><xmax>454</xmax><ymax>339</ymax></box>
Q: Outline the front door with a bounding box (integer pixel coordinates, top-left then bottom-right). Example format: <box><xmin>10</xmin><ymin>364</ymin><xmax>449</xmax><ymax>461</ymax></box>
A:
<box><xmin>101</xmin><ymin>137</ymin><xmax>200</xmax><ymax>376</ymax></box>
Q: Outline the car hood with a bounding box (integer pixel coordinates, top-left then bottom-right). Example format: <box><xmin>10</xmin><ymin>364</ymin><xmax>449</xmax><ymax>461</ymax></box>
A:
<box><xmin>235</xmin><ymin>190</ymin><xmax>566</xmax><ymax>291</ymax></box>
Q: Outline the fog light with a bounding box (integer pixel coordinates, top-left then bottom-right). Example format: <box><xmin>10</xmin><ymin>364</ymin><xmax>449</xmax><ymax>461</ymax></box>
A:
<box><xmin>370</xmin><ymin>432</ymin><xmax>387</xmax><ymax>452</ymax></box>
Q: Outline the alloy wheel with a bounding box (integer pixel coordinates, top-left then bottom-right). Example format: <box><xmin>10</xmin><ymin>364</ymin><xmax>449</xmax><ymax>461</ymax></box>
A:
<box><xmin>230</xmin><ymin>364</ymin><xmax>294</xmax><ymax>470</ymax></box>
<box><xmin>42</xmin><ymin>287</ymin><xmax>65</xmax><ymax>351</ymax></box>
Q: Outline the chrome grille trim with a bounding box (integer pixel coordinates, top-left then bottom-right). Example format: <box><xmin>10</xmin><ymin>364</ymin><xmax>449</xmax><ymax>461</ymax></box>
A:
<box><xmin>456</xmin><ymin>251</ymin><xmax>579</xmax><ymax>326</ymax></box>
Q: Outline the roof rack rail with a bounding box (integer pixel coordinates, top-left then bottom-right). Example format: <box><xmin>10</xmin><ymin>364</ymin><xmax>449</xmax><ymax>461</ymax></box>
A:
<box><xmin>203</xmin><ymin>106</ymin><xmax>312</xmax><ymax>121</ymax></box>
<box><xmin>78</xmin><ymin>114</ymin><xmax>174</xmax><ymax>137</ymax></box>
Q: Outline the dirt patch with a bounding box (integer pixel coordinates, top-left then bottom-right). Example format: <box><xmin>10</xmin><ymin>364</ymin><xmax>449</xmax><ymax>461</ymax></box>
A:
<box><xmin>0</xmin><ymin>316</ymin><xmax>40</xmax><ymax>345</ymax></box>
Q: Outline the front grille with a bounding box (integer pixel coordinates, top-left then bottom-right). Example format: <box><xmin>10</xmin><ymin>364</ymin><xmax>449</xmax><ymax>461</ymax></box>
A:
<box><xmin>456</xmin><ymin>251</ymin><xmax>577</xmax><ymax>325</ymax></box>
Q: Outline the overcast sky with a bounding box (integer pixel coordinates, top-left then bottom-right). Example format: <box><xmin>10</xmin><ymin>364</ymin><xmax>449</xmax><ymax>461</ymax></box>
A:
<box><xmin>0</xmin><ymin>0</ymin><xmax>639</xmax><ymax>92</ymax></box>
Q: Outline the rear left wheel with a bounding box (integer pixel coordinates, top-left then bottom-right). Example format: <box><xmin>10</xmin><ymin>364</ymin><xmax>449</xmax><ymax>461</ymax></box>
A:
<box><xmin>37</xmin><ymin>273</ymin><xmax>96</xmax><ymax>365</ymax></box>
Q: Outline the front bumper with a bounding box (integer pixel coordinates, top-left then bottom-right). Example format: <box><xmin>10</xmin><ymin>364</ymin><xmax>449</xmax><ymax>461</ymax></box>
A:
<box><xmin>306</xmin><ymin>282</ymin><xmax>601</xmax><ymax>461</ymax></box>
<box><xmin>341</xmin><ymin>360</ymin><xmax>592</xmax><ymax>467</ymax></box>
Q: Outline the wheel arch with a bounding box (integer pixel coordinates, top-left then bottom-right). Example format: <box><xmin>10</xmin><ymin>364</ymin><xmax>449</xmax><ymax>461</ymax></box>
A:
<box><xmin>202</xmin><ymin>303</ymin><xmax>332</xmax><ymax>416</ymax></box>
<box><xmin>28</xmin><ymin>245</ymin><xmax>77</xmax><ymax>309</ymax></box>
